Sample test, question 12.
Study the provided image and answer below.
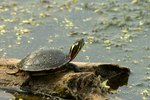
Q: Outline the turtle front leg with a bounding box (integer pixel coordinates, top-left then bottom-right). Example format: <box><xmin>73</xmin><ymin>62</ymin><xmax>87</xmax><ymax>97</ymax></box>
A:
<box><xmin>20</xmin><ymin>72</ymin><xmax>32</xmax><ymax>93</ymax></box>
<box><xmin>67</xmin><ymin>63</ymin><xmax>81</xmax><ymax>72</ymax></box>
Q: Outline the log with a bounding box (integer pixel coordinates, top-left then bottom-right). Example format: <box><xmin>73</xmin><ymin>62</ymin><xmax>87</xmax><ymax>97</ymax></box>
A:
<box><xmin>0</xmin><ymin>58</ymin><xmax>130</xmax><ymax>100</ymax></box>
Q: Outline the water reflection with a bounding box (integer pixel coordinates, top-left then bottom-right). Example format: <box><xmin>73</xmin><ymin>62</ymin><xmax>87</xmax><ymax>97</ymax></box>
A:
<box><xmin>0</xmin><ymin>90</ymin><xmax>15</xmax><ymax>100</ymax></box>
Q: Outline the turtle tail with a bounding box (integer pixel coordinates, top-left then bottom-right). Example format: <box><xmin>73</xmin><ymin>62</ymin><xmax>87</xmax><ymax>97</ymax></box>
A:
<box><xmin>6</xmin><ymin>65</ymin><xmax>19</xmax><ymax>75</ymax></box>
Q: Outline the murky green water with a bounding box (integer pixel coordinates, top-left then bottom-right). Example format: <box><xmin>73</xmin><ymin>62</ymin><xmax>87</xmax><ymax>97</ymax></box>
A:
<box><xmin>0</xmin><ymin>0</ymin><xmax>150</xmax><ymax>99</ymax></box>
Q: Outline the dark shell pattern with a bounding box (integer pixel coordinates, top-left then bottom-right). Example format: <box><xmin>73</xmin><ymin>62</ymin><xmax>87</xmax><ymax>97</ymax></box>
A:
<box><xmin>18</xmin><ymin>49</ymin><xmax>70</xmax><ymax>71</ymax></box>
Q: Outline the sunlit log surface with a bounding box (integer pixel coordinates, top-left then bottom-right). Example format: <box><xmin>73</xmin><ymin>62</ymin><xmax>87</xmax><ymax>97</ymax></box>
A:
<box><xmin>0</xmin><ymin>58</ymin><xmax>130</xmax><ymax>100</ymax></box>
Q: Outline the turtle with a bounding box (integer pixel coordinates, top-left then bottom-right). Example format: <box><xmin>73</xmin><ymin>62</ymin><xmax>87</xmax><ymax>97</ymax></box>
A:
<box><xmin>7</xmin><ymin>38</ymin><xmax>84</xmax><ymax>92</ymax></box>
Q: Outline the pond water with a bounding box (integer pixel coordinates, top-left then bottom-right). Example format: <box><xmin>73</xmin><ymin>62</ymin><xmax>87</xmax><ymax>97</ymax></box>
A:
<box><xmin>0</xmin><ymin>0</ymin><xmax>150</xmax><ymax>99</ymax></box>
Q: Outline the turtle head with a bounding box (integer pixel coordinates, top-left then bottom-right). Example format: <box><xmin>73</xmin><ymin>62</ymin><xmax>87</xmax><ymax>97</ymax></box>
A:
<box><xmin>69</xmin><ymin>38</ymin><xmax>84</xmax><ymax>61</ymax></box>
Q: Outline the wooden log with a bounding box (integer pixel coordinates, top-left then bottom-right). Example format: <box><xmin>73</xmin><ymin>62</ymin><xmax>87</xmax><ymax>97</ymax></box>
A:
<box><xmin>0</xmin><ymin>58</ymin><xmax>130</xmax><ymax>100</ymax></box>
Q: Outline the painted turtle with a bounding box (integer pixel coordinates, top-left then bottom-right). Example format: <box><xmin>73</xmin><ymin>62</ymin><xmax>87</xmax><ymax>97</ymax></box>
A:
<box><xmin>7</xmin><ymin>38</ymin><xmax>84</xmax><ymax>91</ymax></box>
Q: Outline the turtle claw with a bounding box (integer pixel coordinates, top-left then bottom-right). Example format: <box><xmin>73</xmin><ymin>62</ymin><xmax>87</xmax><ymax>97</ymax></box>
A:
<box><xmin>20</xmin><ymin>85</ymin><xmax>32</xmax><ymax>93</ymax></box>
<box><xmin>20</xmin><ymin>80</ymin><xmax>32</xmax><ymax>94</ymax></box>
<box><xmin>20</xmin><ymin>72</ymin><xmax>32</xmax><ymax>93</ymax></box>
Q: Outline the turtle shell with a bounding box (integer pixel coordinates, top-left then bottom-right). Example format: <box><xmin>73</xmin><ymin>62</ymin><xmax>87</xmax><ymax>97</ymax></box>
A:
<box><xmin>18</xmin><ymin>49</ymin><xmax>70</xmax><ymax>72</ymax></box>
